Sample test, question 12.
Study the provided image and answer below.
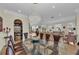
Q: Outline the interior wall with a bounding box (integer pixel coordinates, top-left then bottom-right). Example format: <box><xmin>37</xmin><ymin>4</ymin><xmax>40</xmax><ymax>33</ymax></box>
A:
<box><xmin>0</xmin><ymin>9</ymin><xmax>42</xmax><ymax>51</ymax></box>
<box><xmin>76</xmin><ymin>15</ymin><xmax>79</xmax><ymax>43</ymax></box>
<box><xmin>0</xmin><ymin>32</ymin><xmax>5</xmax><ymax>51</ymax></box>
<box><xmin>0</xmin><ymin>9</ymin><xmax>29</xmax><ymax>51</ymax></box>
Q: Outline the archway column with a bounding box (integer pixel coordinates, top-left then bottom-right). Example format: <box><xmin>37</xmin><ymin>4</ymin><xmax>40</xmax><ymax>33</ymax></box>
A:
<box><xmin>76</xmin><ymin>15</ymin><xmax>79</xmax><ymax>43</ymax></box>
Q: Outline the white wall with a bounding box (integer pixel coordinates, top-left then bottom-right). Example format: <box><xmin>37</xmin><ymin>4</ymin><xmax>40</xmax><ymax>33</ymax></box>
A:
<box><xmin>0</xmin><ymin>9</ymin><xmax>29</xmax><ymax>51</ymax></box>
<box><xmin>0</xmin><ymin>9</ymin><xmax>42</xmax><ymax>51</ymax></box>
<box><xmin>76</xmin><ymin>15</ymin><xmax>79</xmax><ymax>43</ymax></box>
<box><xmin>0</xmin><ymin>32</ymin><xmax>6</xmax><ymax>51</ymax></box>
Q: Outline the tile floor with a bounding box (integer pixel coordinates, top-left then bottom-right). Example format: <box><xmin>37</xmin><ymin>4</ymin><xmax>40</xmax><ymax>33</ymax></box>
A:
<box><xmin>23</xmin><ymin>39</ymin><xmax>78</xmax><ymax>55</ymax></box>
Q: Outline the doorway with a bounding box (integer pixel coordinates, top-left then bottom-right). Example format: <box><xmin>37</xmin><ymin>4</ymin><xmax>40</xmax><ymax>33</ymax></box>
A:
<box><xmin>14</xmin><ymin>19</ymin><xmax>23</xmax><ymax>42</ymax></box>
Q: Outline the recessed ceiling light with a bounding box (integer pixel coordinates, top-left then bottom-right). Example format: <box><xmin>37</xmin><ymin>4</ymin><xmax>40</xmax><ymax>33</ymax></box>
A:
<box><xmin>52</xmin><ymin>5</ymin><xmax>55</xmax><ymax>8</ymax></box>
<box><xmin>75</xmin><ymin>9</ymin><xmax>79</xmax><ymax>13</ymax></box>
<box><xmin>18</xmin><ymin>10</ymin><xmax>21</xmax><ymax>13</ymax></box>
<box><xmin>59</xmin><ymin>13</ymin><xmax>62</xmax><ymax>16</ymax></box>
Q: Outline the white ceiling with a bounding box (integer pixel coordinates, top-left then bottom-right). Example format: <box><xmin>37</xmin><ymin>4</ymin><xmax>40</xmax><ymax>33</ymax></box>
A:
<box><xmin>0</xmin><ymin>3</ymin><xmax>79</xmax><ymax>25</ymax></box>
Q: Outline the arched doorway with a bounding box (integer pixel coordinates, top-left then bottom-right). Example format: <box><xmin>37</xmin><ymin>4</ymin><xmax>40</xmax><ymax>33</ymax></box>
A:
<box><xmin>14</xmin><ymin>19</ymin><xmax>23</xmax><ymax>42</ymax></box>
